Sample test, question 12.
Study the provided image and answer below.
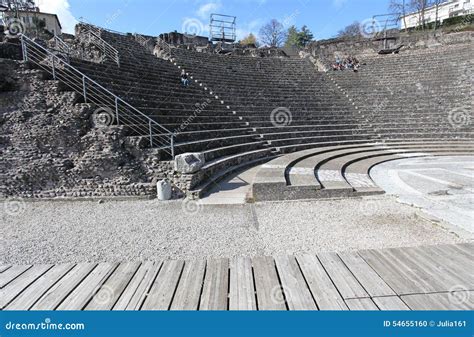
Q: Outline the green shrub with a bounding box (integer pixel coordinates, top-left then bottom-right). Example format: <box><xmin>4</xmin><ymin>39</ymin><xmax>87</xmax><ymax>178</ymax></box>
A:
<box><xmin>443</xmin><ymin>14</ymin><xmax>474</xmax><ymax>27</ymax></box>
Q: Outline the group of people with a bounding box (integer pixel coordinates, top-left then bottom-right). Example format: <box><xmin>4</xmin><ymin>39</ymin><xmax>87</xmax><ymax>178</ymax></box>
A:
<box><xmin>332</xmin><ymin>56</ymin><xmax>361</xmax><ymax>72</ymax></box>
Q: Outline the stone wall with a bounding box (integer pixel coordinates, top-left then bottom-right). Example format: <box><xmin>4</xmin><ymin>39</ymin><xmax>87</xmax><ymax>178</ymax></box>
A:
<box><xmin>308</xmin><ymin>30</ymin><xmax>474</xmax><ymax>65</ymax></box>
<box><xmin>0</xmin><ymin>40</ymin><xmax>22</xmax><ymax>60</ymax></box>
<box><xmin>0</xmin><ymin>59</ymin><xmax>175</xmax><ymax>199</ymax></box>
<box><xmin>159</xmin><ymin>32</ymin><xmax>209</xmax><ymax>46</ymax></box>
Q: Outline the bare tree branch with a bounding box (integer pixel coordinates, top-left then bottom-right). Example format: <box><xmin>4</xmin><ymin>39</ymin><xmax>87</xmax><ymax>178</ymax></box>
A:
<box><xmin>259</xmin><ymin>19</ymin><xmax>287</xmax><ymax>47</ymax></box>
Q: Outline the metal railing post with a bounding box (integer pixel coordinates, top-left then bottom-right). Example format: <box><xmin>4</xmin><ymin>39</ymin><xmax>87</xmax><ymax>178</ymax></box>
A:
<box><xmin>82</xmin><ymin>76</ymin><xmax>87</xmax><ymax>103</ymax></box>
<box><xmin>170</xmin><ymin>134</ymin><xmax>175</xmax><ymax>158</ymax></box>
<box><xmin>52</xmin><ymin>56</ymin><xmax>56</xmax><ymax>80</ymax></box>
<box><xmin>149</xmin><ymin>120</ymin><xmax>153</xmax><ymax>147</ymax></box>
<box><xmin>115</xmin><ymin>97</ymin><xmax>120</xmax><ymax>125</ymax></box>
<box><xmin>21</xmin><ymin>36</ymin><xmax>28</xmax><ymax>62</ymax></box>
<box><xmin>19</xmin><ymin>33</ymin><xmax>174</xmax><ymax>156</ymax></box>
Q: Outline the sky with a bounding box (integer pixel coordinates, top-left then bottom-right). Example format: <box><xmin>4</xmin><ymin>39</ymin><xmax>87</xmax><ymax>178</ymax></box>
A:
<box><xmin>34</xmin><ymin>0</ymin><xmax>393</xmax><ymax>40</ymax></box>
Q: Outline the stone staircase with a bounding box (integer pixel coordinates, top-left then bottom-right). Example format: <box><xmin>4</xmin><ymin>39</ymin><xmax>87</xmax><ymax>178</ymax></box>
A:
<box><xmin>61</xmin><ymin>25</ymin><xmax>473</xmax><ymax>198</ymax></box>
<box><xmin>327</xmin><ymin>43</ymin><xmax>473</xmax><ymax>141</ymax></box>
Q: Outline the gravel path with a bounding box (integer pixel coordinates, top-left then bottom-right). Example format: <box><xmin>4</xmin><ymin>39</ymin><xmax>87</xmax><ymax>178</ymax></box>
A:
<box><xmin>1</xmin><ymin>195</ymin><xmax>469</xmax><ymax>264</ymax></box>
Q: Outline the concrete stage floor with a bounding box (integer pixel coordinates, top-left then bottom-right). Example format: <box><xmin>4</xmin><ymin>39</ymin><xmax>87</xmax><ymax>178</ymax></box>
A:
<box><xmin>371</xmin><ymin>156</ymin><xmax>474</xmax><ymax>235</ymax></box>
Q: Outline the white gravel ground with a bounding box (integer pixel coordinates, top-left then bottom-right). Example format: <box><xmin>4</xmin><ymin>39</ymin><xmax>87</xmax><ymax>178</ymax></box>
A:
<box><xmin>1</xmin><ymin>195</ymin><xmax>470</xmax><ymax>264</ymax></box>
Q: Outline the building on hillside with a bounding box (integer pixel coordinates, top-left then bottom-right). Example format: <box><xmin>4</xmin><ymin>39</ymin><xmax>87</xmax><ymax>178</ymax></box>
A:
<box><xmin>3</xmin><ymin>8</ymin><xmax>62</xmax><ymax>35</ymax></box>
<box><xmin>159</xmin><ymin>31</ymin><xmax>209</xmax><ymax>46</ymax></box>
<box><xmin>400</xmin><ymin>0</ymin><xmax>473</xmax><ymax>29</ymax></box>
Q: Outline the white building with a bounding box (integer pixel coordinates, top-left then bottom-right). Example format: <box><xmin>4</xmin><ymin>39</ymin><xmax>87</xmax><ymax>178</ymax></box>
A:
<box><xmin>3</xmin><ymin>9</ymin><xmax>62</xmax><ymax>35</ymax></box>
<box><xmin>401</xmin><ymin>0</ymin><xmax>473</xmax><ymax>29</ymax></box>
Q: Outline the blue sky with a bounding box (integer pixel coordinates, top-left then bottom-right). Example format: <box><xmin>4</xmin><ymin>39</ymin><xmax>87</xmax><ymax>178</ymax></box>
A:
<box><xmin>38</xmin><ymin>0</ymin><xmax>392</xmax><ymax>40</ymax></box>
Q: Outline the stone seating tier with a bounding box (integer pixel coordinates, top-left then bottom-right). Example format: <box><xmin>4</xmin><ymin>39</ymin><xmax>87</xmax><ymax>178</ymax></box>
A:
<box><xmin>66</xmin><ymin>28</ymin><xmax>472</xmax><ymax>197</ymax></box>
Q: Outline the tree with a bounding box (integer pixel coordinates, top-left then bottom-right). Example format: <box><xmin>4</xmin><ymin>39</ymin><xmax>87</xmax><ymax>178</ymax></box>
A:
<box><xmin>285</xmin><ymin>25</ymin><xmax>315</xmax><ymax>48</ymax></box>
<box><xmin>409</xmin><ymin>0</ymin><xmax>429</xmax><ymax>30</ymax></box>
<box><xmin>337</xmin><ymin>21</ymin><xmax>362</xmax><ymax>38</ymax></box>
<box><xmin>389</xmin><ymin>0</ymin><xmax>408</xmax><ymax>32</ymax></box>
<box><xmin>240</xmin><ymin>33</ymin><xmax>258</xmax><ymax>46</ymax></box>
<box><xmin>298</xmin><ymin>25</ymin><xmax>314</xmax><ymax>47</ymax></box>
<box><xmin>285</xmin><ymin>25</ymin><xmax>300</xmax><ymax>47</ymax></box>
<box><xmin>259</xmin><ymin>19</ymin><xmax>287</xmax><ymax>47</ymax></box>
<box><xmin>431</xmin><ymin>0</ymin><xmax>448</xmax><ymax>29</ymax></box>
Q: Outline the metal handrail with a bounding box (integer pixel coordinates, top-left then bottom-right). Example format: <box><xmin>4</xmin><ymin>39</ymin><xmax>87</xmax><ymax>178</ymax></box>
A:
<box><xmin>20</xmin><ymin>34</ymin><xmax>174</xmax><ymax>157</ymax></box>
<box><xmin>79</xmin><ymin>18</ymin><xmax>129</xmax><ymax>36</ymax></box>
<box><xmin>134</xmin><ymin>34</ymin><xmax>154</xmax><ymax>54</ymax></box>
<box><xmin>134</xmin><ymin>34</ymin><xmax>148</xmax><ymax>45</ymax></box>
<box><xmin>79</xmin><ymin>23</ymin><xmax>120</xmax><ymax>67</ymax></box>
<box><xmin>53</xmin><ymin>34</ymin><xmax>70</xmax><ymax>55</ymax></box>
<box><xmin>157</xmin><ymin>38</ymin><xmax>172</xmax><ymax>58</ymax></box>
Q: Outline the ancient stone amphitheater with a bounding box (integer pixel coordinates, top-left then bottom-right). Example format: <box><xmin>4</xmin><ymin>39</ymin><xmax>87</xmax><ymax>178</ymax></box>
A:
<box><xmin>1</xmin><ymin>23</ymin><xmax>471</xmax><ymax>200</ymax></box>
<box><xmin>1</xmin><ymin>23</ymin><xmax>473</xmax><ymax>311</ymax></box>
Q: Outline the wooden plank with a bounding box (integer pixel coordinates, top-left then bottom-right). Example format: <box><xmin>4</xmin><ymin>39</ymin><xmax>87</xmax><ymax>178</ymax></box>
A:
<box><xmin>426</xmin><ymin>245</ymin><xmax>474</xmax><ymax>285</ymax></box>
<box><xmin>402</xmin><ymin>291</ymin><xmax>474</xmax><ymax>310</ymax></box>
<box><xmin>373</xmin><ymin>296</ymin><xmax>410</xmax><ymax>310</ymax></box>
<box><xmin>57</xmin><ymin>263</ymin><xmax>117</xmax><ymax>310</ymax></box>
<box><xmin>199</xmin><ymin>258</ymin><xmax>229</xmax><ymax>311</ymax></box>
<box><xmin>451</xmin><ymin>243</ymin><xmax>474</xmax><ymax>257</ymax></box>
<box><xmin>113</xmin><ymin>261</ymin><xmax>161</xmax><ymax>310</ymax></box>
<box><xmin>409</xmin><ymin>246</ymin><xmax>474</xmax><ymax>289</ymax></box>
<box><xmin>345</xmin><ymin>298</ymin><xmax>379</xmax><ymax>311</ymax></box>
<box><xmin>339</xmin><ymin>251</ymin><xmax>396</xmax><ymax>297</ymax></box>
<box><xmin>317</xmin><ymin>252</ymin><xmax>368</xmax><ymax>299</ymax></box>
<box><xmin>296</xmin><ymin>254</ymin><xmax>348</xmax><ymax>310</ymax></box>
<box><xmin>274</xmin><ymin>255</ymin><xmax>317</xmax><ymax>310</ymax></box>
<box><xmin>0</xmin><ymin>265</ymin><xmax>11</xmax><ymax>273</ymax></box>
<box><xmin>31</xmin><ymin>263</ymin><xmax>97</xmax><ymax>310</ymax></box>
<box><xmin>141</xmin><ymin>260</ymin><xmax>184</xmax><ymax>310</ymax></box>
<box><xmin>438</xmin><ymin>245</ymin><xmax>474</xmax><ymax>272</ymax></box>
<box><xmin>0</xmin><ymin>264</ymin><xmax>52</xmax><ymax>309</ymax></box>
<box><xmin>170</xmin><ymin>260</ymin><xmax>206</xmax><ymax>310</ymax></box>
<box><xmin>229</xmin><ymin>257</ymin><xmax>256</xmax><ymax>310</ymax></box>
<box><xmin>252</xmin><ymin>256</ymin><xmax>286</xmax><ymax>310</ymax></box>
<box><xmin>5</xmin><ymin>264</ymin><xmax>75</xmax><ymax>310</ymax></box>
<box><xmin>85</xmin><ymin>262</ymin><xmax>141</xmax><ymax>310</ymax></box>
<box><xmin>0</xmin><ymin>265</ymin><xmax>32</xmax><ymax>288</ymax></box>
<box><xmin>386</xmin><ymin>247</ymin><xmax>453</xmax><ymax>293</ymax></box>
<box><xmin>359</xmin><ymin>249</ymin><xmax>433</xmax><ymax>295</ymax></box>
<box><xmin>442</xmin><ymin>244</ymin><xmax>474</xmax><ymax>265</ymax></box>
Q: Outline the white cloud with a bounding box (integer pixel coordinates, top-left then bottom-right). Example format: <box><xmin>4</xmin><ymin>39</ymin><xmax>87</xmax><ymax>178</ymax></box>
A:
<box><xmin>36</xmin><ymin>0</ymin><xmax>78</xmax><ymax>34</ymax></box>
<box><xmin>332</xmin><ymin>0</ymin><xmax>348</xmax><ymax>9</ymax></box>
<box><xmin>196</xmin><ymin>2</ymin><xmax>222</xmax><ymax>20</ymax></box>
<box><xmin>236</xmin><ymin>19</ymin><xmax>264</xmax><ymax>41</ymax></box>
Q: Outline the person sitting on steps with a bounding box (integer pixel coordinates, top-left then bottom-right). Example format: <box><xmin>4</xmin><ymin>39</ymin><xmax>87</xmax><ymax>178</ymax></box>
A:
<box><xmin>180</xmin><ymin>70</ymin><xmax>189</xmax><ymax>87</ymax></box>
<box><xmin>353</xmin><ymin>57</ymin><xmax>360</xmax><ymax>72</ymax></box>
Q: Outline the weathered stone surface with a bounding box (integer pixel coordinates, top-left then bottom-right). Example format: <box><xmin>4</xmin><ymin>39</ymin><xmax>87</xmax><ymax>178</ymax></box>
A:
<box><xmin>0</xmin><ymin>60</ymin><xmax>174</xmax><ymax>199</ymax></box>
<box><xmin>308</xmin><ymin>30</ymin><xmax>473</xmax><ymax>66</ymax></box>
<box><xmin>174</xmin><ymin>153</ymin><xmax>205</xmax><ymax>174</ymax></box>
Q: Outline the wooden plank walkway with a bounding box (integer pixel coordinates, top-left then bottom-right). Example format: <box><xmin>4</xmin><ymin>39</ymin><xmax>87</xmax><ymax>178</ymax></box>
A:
<box><xmin>1</xmin><ymin>243</ymin><xmax>473</xmax><ymax>311</ymax></box>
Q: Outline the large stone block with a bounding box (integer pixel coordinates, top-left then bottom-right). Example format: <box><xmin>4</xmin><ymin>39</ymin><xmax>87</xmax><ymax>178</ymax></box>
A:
<box><xmin>174</xmin><ymin>153</ymin><xmax>205</xmax><ymax>174</ymax></box>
